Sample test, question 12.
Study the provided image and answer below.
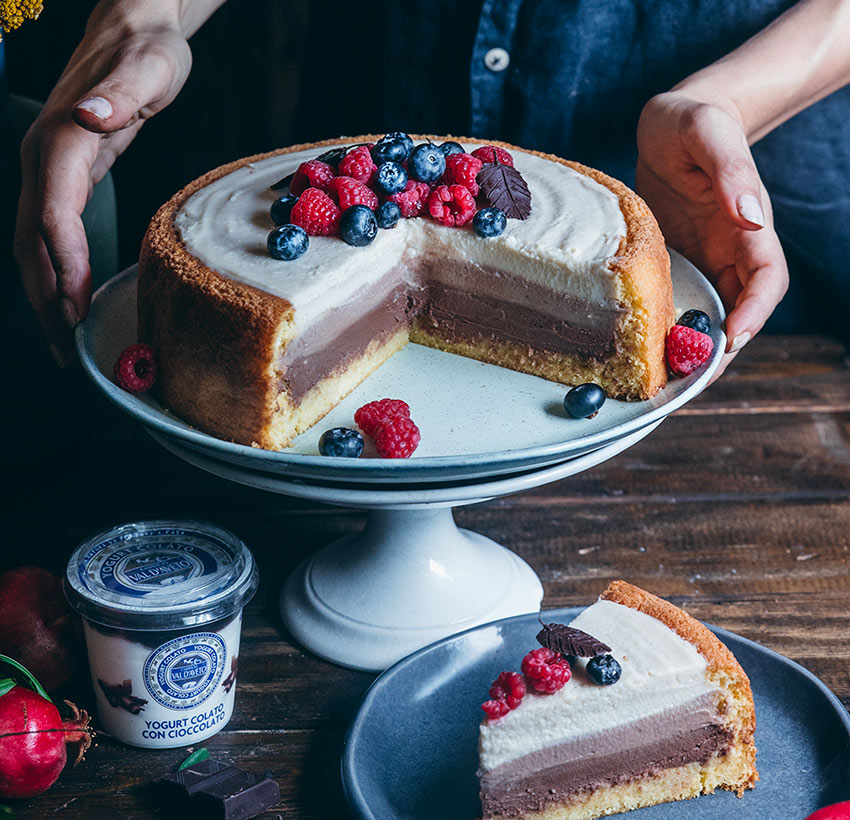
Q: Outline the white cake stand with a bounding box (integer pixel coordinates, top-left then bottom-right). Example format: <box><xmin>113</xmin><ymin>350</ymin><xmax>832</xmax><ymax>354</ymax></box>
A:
<box><xmin>76</xmin><ymin>252</ymin><xmax>724</xmax><ymax>671</ymax></box>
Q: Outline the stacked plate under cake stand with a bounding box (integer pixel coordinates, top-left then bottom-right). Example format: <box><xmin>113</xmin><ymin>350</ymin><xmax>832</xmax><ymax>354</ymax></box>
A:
<box><xmin>76</xmin><ymin>250</ymin><xmax>725</xmax><ymax>673</ymax></box>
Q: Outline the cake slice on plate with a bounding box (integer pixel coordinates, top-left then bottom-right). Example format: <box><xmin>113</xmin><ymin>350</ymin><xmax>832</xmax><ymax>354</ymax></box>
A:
<box><xmin>477</xmin><ymin>581</ymin><xmax>758</xmax><ymax>819</ymax></box>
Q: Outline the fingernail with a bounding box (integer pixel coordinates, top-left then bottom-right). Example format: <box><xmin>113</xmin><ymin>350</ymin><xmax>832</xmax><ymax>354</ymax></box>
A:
<box><xmin>737</xmin><ymin>194</ymin><xmax>764</xmax><ymax>228</ymax></box>
<box><xmin>49</xmin><ymin>344</ymin><xmax>68</xmax><ymax>369</ymax></box>
<box><xmin>60</xmin><ymin>297</ymin><xmax>80</xmax><ymax>329</ymax></box>
<box><xmin>76</xmin><ymin>96</ymin><xmax>113</xmax><ymax>120</ymax></box>
<box><xmin>728</xmin><ymin>331</ymin><xmax>751</xmax><ymax>354</ymax></box>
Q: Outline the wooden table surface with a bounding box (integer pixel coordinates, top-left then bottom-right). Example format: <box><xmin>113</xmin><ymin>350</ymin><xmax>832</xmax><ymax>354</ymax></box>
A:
<box><xmin>3</xmin><ymin>333</ymin><xmax>850</xmax><ymax>819</ymax></box>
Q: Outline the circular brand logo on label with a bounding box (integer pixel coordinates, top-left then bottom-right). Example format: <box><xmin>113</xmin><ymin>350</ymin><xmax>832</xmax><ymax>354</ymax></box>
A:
<box><xmin>143</xmin><ymin>632</ymin><xmax>226</xmax><ymax>709</ymax></box>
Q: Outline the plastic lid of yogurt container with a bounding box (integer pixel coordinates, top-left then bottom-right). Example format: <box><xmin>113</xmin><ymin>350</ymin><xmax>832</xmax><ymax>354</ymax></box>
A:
<box><xmin>64</xmin><ymin>520</ymin><xmax>259</xmax><ymax>630</ymax></box>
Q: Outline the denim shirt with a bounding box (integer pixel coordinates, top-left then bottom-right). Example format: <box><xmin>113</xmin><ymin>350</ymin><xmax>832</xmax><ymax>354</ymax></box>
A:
<box><xmin>298</xmin><ymin>1</ymin><xmax>850</xmax><ymax>333</ymax></box>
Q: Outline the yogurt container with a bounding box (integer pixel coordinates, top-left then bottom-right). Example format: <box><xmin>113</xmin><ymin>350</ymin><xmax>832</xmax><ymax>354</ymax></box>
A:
<box><xmin>64</xmin><ymin>520</ymin><xmax>259</xmax><ymax>748</ymax></box>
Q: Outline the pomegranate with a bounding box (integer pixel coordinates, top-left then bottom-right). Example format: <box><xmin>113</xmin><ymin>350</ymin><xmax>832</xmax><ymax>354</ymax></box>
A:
<box><xmin>806</xmin><ymin>803</ymin><xmax>850</xmax><ymax>820</ymax></box>
<box><xmin>0</xmin><ymin>657</ymin><xmax>91</xmax><ymax>799</ymax></box>
<box><xmin>0</xmin><ymin>566</ymin><xmax>81</xmax><ymax>692</ymax></box>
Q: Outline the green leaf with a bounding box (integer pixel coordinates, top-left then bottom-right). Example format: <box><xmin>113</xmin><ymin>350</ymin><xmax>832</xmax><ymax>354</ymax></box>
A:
<box><xmin>0</xmin><ymin>656</ymin><xmax>51</xmax><ymax>703</ymax></box>
<box><xmin>0</xmin><ymin>803</ymin><xmax>13</xmax><ymax>816</ymax></box>
<box><xmin>178</xmin><ymin>747</ymin><xmax>210</xmax><ymax>771</ymax></box>
<box><xmin>0</xmin><ymin>679</ymin><xmax>16</xmax><ymax>697</ymax></box>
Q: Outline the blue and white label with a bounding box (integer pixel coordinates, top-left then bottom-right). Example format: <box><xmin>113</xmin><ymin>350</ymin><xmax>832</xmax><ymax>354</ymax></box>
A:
<box><xmin>143</xmin><ymin>632</ymin><xmax>227</xmax><ymax>709</ymax></box>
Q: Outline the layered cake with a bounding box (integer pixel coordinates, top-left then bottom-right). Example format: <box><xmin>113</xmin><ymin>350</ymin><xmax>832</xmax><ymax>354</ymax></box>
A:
<box><xmin>478</xmin><ymin>581</ymin><xmax>758</xmax><ymax>819</ymax></box>
<box><xmin>138</xmin><ymin>136</ymin><xmax>673</xmax><ymax>450</ymax></box>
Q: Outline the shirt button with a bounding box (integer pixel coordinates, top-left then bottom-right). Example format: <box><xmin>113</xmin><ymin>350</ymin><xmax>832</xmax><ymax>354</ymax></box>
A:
<box><xmin>483</xmin><ymin>47</ymin><xmax>510</xmax><ymax>72</ymax></box>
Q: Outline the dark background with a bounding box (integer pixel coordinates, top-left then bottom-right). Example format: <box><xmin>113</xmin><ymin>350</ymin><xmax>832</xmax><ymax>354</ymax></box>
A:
<box><xmin>5</xmin><ymin>1</ymin><xmax>310</xmax><ymax>269</ymax></box>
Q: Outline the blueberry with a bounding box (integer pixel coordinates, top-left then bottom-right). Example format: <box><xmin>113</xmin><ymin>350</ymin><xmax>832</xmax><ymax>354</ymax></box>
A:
<box><xmin>318</xmin><ymin>427</ymin><xmax>364</xmax><ymax>458</ymax></box>
<box><xmin>384</xmin><ymin>131</ymin><xmax>414</xmax><ymax>156</ymax></box>
<box><xmin>270</xmin><ymin>193</ymin><xmax>298</xmax><ymax>226</ymax></box>
<box><xmin>677</xmin><ymin>309</ymin><xmax>711</xmax><ymax>335</ymax></box>
<box><xmin>586</xmin><ymin>654</ymin><xmax>622</xmax><ymax>685</ymax></box>
<box><xmin>473</xmin><ymin>207</ymin><xmax>507</xmax><ymax>238</ymax></box>
<box><xmin>372</xmin><ymin>135</ymin><xmax>410</xmax><ymax>165</ymax></box>
<box><xmin>376</xmin><ymin>201</ymin><xmax>402</xmax><ymax>229</ymax></box>
<box><xmin>267</xmin><ymin>224</ymin><xmax>309</xmax><ymax>261</ymax></box>
<box><xmin>375</xmin><ymin>161</ymin><xmax>408</xmax><ymax>195</ymax></box>
<box><xmin>340</xmin><ymin>204</ymin><xmax>378</xmax><ymax>247</ymax></box>
<box><xmin>564</xmin><ymin>383</ymin><xmax>606</xmax><ymax>418</ymax></box>
<box><xmin>408</xmin><ymin>142</ymin><xmax>446</xmax><ymax>183</ymax></box>
<box><xmin>439</xmin><ymin>140</ymin><xmax>466</xmax><ymax>157</ymax></box>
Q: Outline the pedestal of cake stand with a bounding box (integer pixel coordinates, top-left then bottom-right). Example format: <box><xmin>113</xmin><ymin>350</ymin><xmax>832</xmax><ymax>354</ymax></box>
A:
<box><xmin>281</xmin><ymin>505</ymin><xmax>543</xmax><ymax>671</ymax></box>
<box><xmin>150</xmin><ymin>420</ymin><xmax>660</xmax><ymax>671</ymax></box>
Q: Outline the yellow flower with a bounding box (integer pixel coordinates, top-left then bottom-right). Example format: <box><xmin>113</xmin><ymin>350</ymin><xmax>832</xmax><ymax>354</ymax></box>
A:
<box><xmin>0</xmin><ymin>0</ymin><xmax>44</xmax><ymax>42</ymax></box>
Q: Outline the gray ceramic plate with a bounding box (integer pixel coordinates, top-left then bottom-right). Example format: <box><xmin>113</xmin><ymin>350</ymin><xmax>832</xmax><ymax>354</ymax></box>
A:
<box><xmin>342</xmin><ymin>607</ymin><xmax>850</xmax><ymax>819</ymax></box>
<box><xmin>76</xmin><ymin>250</ymin><xmax>724</xmax><ymax>484</ymax></box>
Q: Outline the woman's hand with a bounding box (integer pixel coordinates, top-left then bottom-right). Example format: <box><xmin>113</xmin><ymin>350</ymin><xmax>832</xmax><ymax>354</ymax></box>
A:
<box><xmin>636</xmin><ymin>90</ymin><xmax>789</xmax><ymax>376</ymax></box>
<box><xmin>13</xmin><ymin>2</ymin><xmax>205</xmax><ymax>365</ymax></box>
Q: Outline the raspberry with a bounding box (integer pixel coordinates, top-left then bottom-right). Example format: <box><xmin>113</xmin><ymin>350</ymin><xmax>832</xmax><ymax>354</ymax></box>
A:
<box><xmin>290</xmin><ymin>160</ymin><xmax>336</xmax><ymax>196</ymax></box>
<box><xmin>442</xmin><ymin>153</ymin><xmax>483</xmax><ymax>195</ymax></box>
<box><xmin>329</xmin><ymin>176</ymin><xmax>379</xmax><ymax>211</ymax></box>
<box><xmin>428</xmin><ymin>184</ymin><xmax>476</xmax><ymax>227</ymax></box>
<box><xmin>387</xmin><ymin>180</ymin><xmax>432</xmax><ymax>218</ymax></box>
<box><xmin>481</xmin><ymin>699</ymin><xmax>511</xmax><ymax>720</ymax></box>
<box><xmin>290</xmin><ymin>188</ymin><xmax>341</xmax><ymax>236</ymax></box>
<box><xmin>489</xmin><ymin>670</ymin><xmax>526</xmax><ymax>708</ymax></box>
<box><xmin>806</xmin><ymin>803</ymin><xmax>850</xmax><ymax>820</ymax></box>
<box><xmin>666</xmin><ymin>324</ymin><xmax>714</xmax><ymax>377</ymax></box>
<box><xmin>471</xmin><ymin>145</ymin><xmax>514</xmax><ymax>167</ymax></box>
<box><xmin>521</xmin><ymin>647</ymin><xmax>571</xmax><ymax>694</ymax></box>
<box><xmin>338</xmin><ymin>145</ymin><xmax>377</xmax><ymax>185</ymax></box>
<box><xmin>373</xmin><ymin>416</ymin><xmax>421</xmax><ymax>458</ymax></box>
<box><xmin>354</xmin><ymin>398</ymin><xmax>411</xmax><ymax>437</ymax></box>
<box><xmin>113</xmin><ymin>343</ymin><xmax>157</xmax><ymax>393</ymax></box>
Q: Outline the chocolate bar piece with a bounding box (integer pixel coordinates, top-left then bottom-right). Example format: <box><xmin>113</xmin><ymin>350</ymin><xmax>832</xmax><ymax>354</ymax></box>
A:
<box><xmin>156</xmin><ymin>758</ymin><xmax>280</xmax><ymax>819</ymax></box>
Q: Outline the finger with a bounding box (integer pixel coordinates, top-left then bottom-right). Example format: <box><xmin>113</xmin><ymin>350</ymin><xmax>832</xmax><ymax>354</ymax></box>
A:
<box><xmin>36</xmin><ymin>125</ymin><xmax>98</xmax><ymax>327</ymax></box>
<box><xmin>72</xmin><ymin>35</ymin><xmax>191</xmax><ymax>133</ymax></box>
<box><xmin>15</xmin><ymin>142</ymin><xmax>73</xmax><ymax>363</ymax></box>
<box><xmin>681</xmin><ymin>105</ymin><xmax>766</xmax><ymax>231</ymax></box>
<box><xmin>724</xmin><ymin>225</ymin><xmax>789</xmax><ymax>354</ymax></box>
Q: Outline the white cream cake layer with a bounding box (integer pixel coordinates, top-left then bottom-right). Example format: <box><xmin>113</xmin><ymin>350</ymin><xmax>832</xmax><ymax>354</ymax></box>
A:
<box><xmin>174</xmin><ymin>142</ymin><xmax>628</xmax><ymax>328</ymax></box>
<box><xmin>478</xmin><ymin>600</ymin><xmax>717</xmax><ymax>772</ymax></box>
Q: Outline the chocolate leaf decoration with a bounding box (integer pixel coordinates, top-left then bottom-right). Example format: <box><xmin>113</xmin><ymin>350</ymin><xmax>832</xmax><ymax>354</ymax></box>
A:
<box><xmin>269</xmin><ymin>172</ymin><xmax>294</xmax><ymax>191</ymax></box>
<box><xmin>536</xmin><ymin>623</ymin><xmax>611</xmax><ymax>658</ymax></box>
<box><xmin>269</xmin><ymin>143</ymin><xmax>367</xmax><ymax>190</ymax></box>
<box><xmin>477</xmin><ymin>158</ymin><xmax>532</xmax><ymax>220</ymax></box>
<box><xmin>315</xmin><ymin>146</ymin><xmax>350</xmax><ymax>167</ymax></box>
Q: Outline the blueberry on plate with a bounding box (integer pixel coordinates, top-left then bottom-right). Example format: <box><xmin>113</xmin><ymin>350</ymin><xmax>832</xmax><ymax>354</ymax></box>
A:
<box><xmin>473</xmin><ymin>207</ymin><xmax>507</xmax><ymax>238</ymax></box>
<box><xmin>318</xmin><ymin>427</ymin><xmax>364</xmax><ymax>458</ymax></box>
<box><xmin>676</xmin><ymin>309</ymin><xmax>711</xmax><ymax>334</ymax></box>
<box><xmin>340</xmin><ymin>204</ymin><xmax>378</xmax><ymax>247</ymax></box>
<box><xmin>586</xmin><ymin>654</ymin><xmax>622</xmax><ymax>685</ymax></box>
<box><xmin>375</xmin><ymin>161</ymin><xmax>408</xmax><ymax>195</ymax></box>
<box><xmin>372</xmin><ymin>135</ymin><xmax>410</xmax><ymax>165</ymax></box>
<box><xmin>376</xmin><ymin>200</ymin><xmax>402</xmax><ymax>229</ymax></box>
<box><xmin>270</xmin><ymin>193</ymin><xmax>298</xmax><ymax>226</ymax></box>
<box><xmin>439</xmin><ymin>140</ymin><xmax>466</xmax><ymax>157</ymax></box>
<box><xmin>408</xmin><ymin>142</ymin><xmax>446</xmax><ymax>183</ymax></box>
<box><xmin>267</xmin><ymin>224</ymin><xmax>309</xmax><ymax>261</ymax></box>
<box><xmin>564</xmin><ymin>383</ymin><xmax>606</xmax><ymax>418</ymax></box>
